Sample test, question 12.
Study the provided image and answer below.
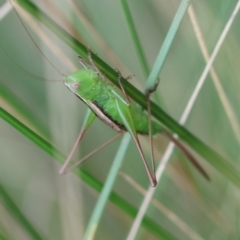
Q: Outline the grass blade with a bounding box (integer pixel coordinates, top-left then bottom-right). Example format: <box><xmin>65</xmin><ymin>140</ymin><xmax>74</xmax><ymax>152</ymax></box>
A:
<box><xmin>84</xmin><ymin>134</ymin><xmax>130</xmax><ymax>240</ymax></box>
<box><xmin>144</xmin><ymin>0</ymin><xmax>190</xmax><ymax>92</ymax></box>
<box><xmin>120</xmin><ymin>0</ymin><xmax>149</xmax><ymax>77</ymax></box>
<box><xmin>0</xmin><ymin>184</ymin><xmax>43</xmax><ymax>240</ymax></box>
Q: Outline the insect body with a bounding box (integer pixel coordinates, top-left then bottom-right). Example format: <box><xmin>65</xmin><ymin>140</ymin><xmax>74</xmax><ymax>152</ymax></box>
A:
<box><xmin>65</xmin><ymin>69</ymin><xmax>162</xmax><ymax>135</ymax></box>
<box><xmin>64</xmin><ymin>68</ymin><xmax>161</xmax><ymax>186</ymax></box>
<box><xmin>7</xmin><ymin>0</ymin><xmax>209</xmax><ymax>186</ymax></box>
<box><xmin>63</xmin><ymin>62</ymin><xmax>209</xmax><ymax>187</ymax></box>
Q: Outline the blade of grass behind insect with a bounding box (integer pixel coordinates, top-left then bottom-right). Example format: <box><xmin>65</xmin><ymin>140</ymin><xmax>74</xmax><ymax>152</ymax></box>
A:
<box><xmin>0</xmin><ymin>107</ymin><xmax>177</xmax><ymax>239</ymax></box>
<box><xmin>144</xmin><ymin>0</ymin><xmax>190</xmax><ymax>92</ymax></box>
<box><xmin>0</xmin><ymin>183</ymin><xmax>43</xmax><ymax>240</ymax></box>
<box><xmin>13</xmin><ymin>0</ymin><xmax>240</xmax><ymax>191</ymax></box>
<box><xmin>120</xmin><ymin>0</ymin><xmax>149</xmax><ymax>77</ymax></box>
<box><xmin>84</xmin><ymin>134</ymin><xmax>131</xmax><ymax>240</ymax></box>
<box><xmin>0</xmin><ymin>80</ymin><xmax>49</xmax><ymax>139</ymax></box>
<box><xmin>119</xmin><ymin>0</ymin><xmax>165</xmax><ymax>107</ymax></box>
<box><xmin>121</xmin><ymin>173</ymin><xmax>206</xmax><ymax>240</ymax></box>
<box><xmin>187</xmin><ymin>5</ymin><xmax>240</xmax><ymax>144</ymax></box>
<box><xmin>0</xmin><ymin>228</ymin><xmax>9</xmax><ymax>240</ymax></box>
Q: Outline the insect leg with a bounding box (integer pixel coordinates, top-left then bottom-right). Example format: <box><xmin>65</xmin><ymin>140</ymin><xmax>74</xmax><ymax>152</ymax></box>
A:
<box><xmin>77</xmin><ymin>56</ymin><xmax>91</xmax><ymax>69</ymax></box>
<box><xmin>163</xmin><ymin>131</ymin><xmax>210</xmax><ymax>181</ymax></box>
<box><xmin>145</xmin><ymin>81</ymin><xmax>209</xmax><ymax>180</ymax></box>
<box><xmin>59</xmin><ymin>109</ymin><xmax>96</xmax><ymax>174</ymax></box>
<box><xmin>115</xmin><ymin>70</ymin><xmax>130</xmax><ymax>104</ymax></box>
<box><xmin>65</xmin><ymin>133</ymin><xmax>123</xmax><ymax>173</ymax></box>
<box><xmin>87</xmin><ymin>48</ymin><xmax>106</xmax><ymax>81</ymax></box>
<box><xmin>115</xmin><ymin>97</ymin><xmax>157</xmax><ymax>187</ymax></box>
<box><xmin>145</xmin><ymin>81</ymin><xmax>160</xmax><ymax>181</ymax></box>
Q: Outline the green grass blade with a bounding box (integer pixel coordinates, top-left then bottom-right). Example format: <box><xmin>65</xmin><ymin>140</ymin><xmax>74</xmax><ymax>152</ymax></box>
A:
<box><xmin>120</xmin><ymin>0</ymin><xmax>149</xmax><ymax>77</ymax></box>
<box><xmin>144</xmin><ymin>0</ymin><xmax>190</xmax><ymax>92</ymax></box>
<box><xmin>0</xmin><ymin>81</ymin><xmax>49</xmax><ymax>138</ymax></box>
<box><xmin>119</xmin><ymin>0</ymin><xmax>165</xmax><ymax>107</ymax></box>
<box><xmin>13</xmin><ymin>0</ymin><xmax>240</xmax><ymax>191</ymax></box>
<box><xmin>84</xmin><ymin>134</ymin><xmax>131</xmax><ymax>239</ymax></box>
<box><xmin>0</xmin><ymin>107</ymin><xmax>175</xmax><ymax>239</ymax></box>
<box><xmin>0</xmin><ymin>228</ymin><xmax>9</xmax><ymax>240</ymax></box>
<box><xmin>0</xmin><ymin>107</ymin><xmax>63</xmax><ymax>161</ymax></box>
<box><xmin>0</xmin><ymin>184</ymin><xmax>43</xmax><ymax>240</ymax></box>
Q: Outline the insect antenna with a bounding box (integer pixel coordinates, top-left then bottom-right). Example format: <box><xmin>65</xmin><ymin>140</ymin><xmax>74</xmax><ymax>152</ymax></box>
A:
<box><xmin>1</xmin><ymin>47</ymin><xmax>63</xmax><ymax>82</ymax></box>
<box><xmin>87</xmin><ymin>48</ymin><xmax>107</xmax><ymax>80</ymax></box>
<box><xmin>9</xmin><ymin>0</ymin><xmax>65</xmax><ymax>80</ymax></box>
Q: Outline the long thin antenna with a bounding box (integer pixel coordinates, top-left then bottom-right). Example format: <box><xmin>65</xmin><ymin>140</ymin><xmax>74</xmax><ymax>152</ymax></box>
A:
<box><xmin>9</xmin><ymin>0</ymin><xmax>65</xmax><ymax>77</ymax></box>
<box><xmin>1</xmin><ymin>46</ymin><xmax>62</xmax><ymax>82</ymax></box>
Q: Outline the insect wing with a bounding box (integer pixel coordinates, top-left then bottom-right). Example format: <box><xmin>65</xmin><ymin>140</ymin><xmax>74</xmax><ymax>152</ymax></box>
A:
<box><xmin>115</xmin><ymin>97</ymin><xmax>157</xmax><ymax>186</ymax></box>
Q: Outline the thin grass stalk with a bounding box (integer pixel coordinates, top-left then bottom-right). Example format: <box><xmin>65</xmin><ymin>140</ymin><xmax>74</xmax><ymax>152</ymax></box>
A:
<box><xmin>0</xmin><ymin>184</ymin><xmax>43</xmax><ymax>240</ymax></box>
<box><xmin>122</xmin><ymin>174</ymin><xmax>205</xmax><ymax>240</ymax></box>
<box><xmin>0</xmin><ymin>81</ymin><xmax>48</xmax><ymax>138</ymax></box>
<box><xmin>83</xmin><ymin>134</ymin><xmax>131</xmax><ymax>240</ymax></box>
<box><xmin>187</xmin><ymin>5</ymin><xmax>240</xmax><ymax>144</ymax></box>
<box><xmin>144</xmin><ymin>0</ymin><xmax>190</xmax><ymax>92</ymax></box>
<box><xmin>119</xmin><ymin>0</ymin><xmax>165</xmax><ymax>106</ymax></box>
<box><xmin>120</xmin><ymin>0</ymin><xmax>149</xmax><ymax>77</ymax></box>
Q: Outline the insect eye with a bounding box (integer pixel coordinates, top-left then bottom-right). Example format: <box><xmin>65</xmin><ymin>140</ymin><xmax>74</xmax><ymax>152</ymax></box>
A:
<box><xmin>72</xmin><ymin>82</ymin><xmax>80</xmax><ymax>90</ymax></box>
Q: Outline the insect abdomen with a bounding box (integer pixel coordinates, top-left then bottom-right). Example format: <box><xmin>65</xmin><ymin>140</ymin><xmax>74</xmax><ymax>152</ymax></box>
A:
<box><xmin>129</xmin><ymin>104</ymin><xmax>162</xmax><ymax>135</ymax></box>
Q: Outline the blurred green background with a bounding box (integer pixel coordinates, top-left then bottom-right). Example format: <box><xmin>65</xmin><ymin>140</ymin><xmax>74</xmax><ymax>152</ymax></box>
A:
<box><xmin>0</xmin><ymin>0</ymin><xmax>240</xmax><ymax>239</ymax></box>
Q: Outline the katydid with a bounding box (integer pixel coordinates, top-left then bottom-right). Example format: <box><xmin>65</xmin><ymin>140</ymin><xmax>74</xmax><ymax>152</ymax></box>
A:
<box><xmin>9</xmin><ymin>1</ymin><xmax>209</xmax><ymax>186</ymax></box>
<box><xmin>59</xmin><ymin>50</ymin><xmax>209</xmax><ymax>187</ymax></box>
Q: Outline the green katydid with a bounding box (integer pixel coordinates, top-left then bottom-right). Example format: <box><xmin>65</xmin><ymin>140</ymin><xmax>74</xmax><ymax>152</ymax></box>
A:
<box><xmin>9</xmin><ymin>1</ymin><xmax>209</xmax><ymax>186</ymax></box>
<box><xmin>59</xmin><ymin>49</ymin><xmax>209</xmax><ymax>187</ymax></box>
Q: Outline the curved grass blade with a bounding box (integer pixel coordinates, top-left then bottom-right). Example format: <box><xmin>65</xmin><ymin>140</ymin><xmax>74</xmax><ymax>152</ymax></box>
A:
<box><xmin>0</xmin><ymin>184</ymin><xmax>43</xmax><ymax>240</ymax></box>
